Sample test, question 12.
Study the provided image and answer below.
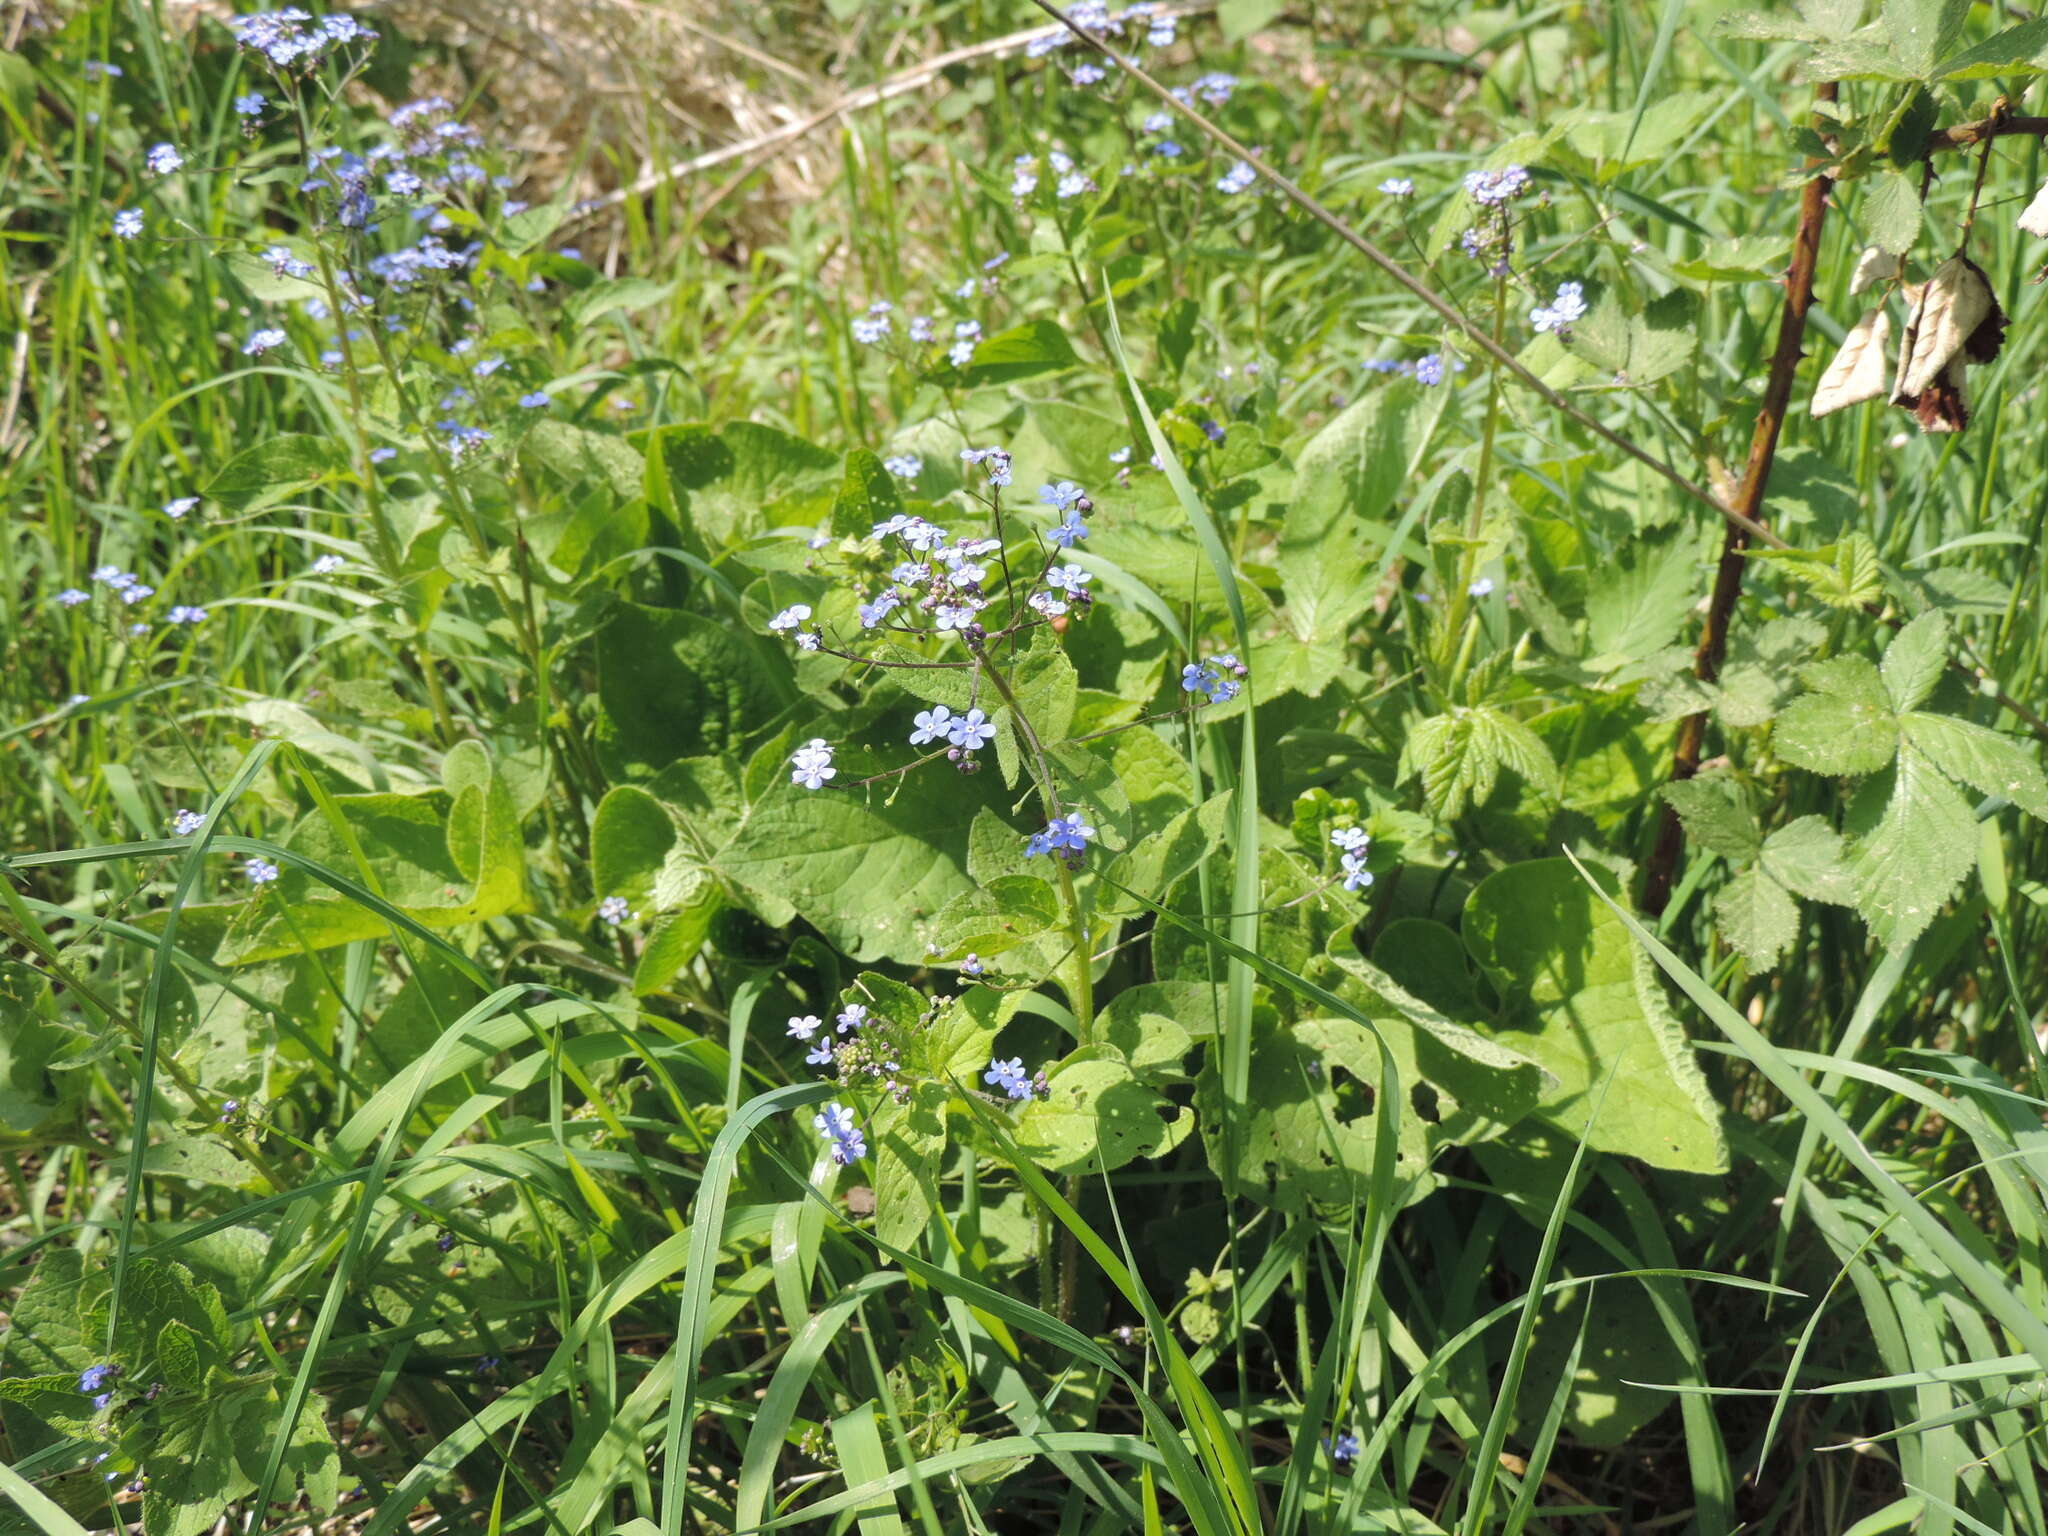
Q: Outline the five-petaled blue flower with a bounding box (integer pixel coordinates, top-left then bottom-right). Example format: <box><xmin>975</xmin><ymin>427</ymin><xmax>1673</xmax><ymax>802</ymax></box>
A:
<box><xmin>146</xmin><ymin>142</ymin><xmax>183</xmax><ymax>175</ymax></box>
<box><xmin>836</xmin><ymin>1003</ymin><xmax>868</xmax><ymax>1034</ymax></box>
<box><xmin>787</xmin><ymin>1014</ymin><xmax>822</xmax><ymax>1040</ymax></box>
<box><xmin>245</xmin><ymin>857</ymin><xmax>280</xmax><ymax>885</ymax></box>
<box><xmin>112</xmin><ymin>208</ymin><xmax>143</xmax><ymax>239</ymax></box>
<box><xmin>815</xmin><ymin>1102</ymin><xmax>867</xmax><ymax>1164</ymax></box>
<box><xmin>984</xmin><ymin>1056</ymin><xmax>1033</xmax><ymax>1100</ymax></box>
<box><xmin>947</xmin><ymin>708</ymin><xmax>996</xmax><ymax>751</ymax></box>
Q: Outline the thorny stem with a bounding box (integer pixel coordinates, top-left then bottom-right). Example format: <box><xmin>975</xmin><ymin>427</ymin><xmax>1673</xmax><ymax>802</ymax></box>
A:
<box><xmin>1641</xmin><ymin>82</ymin><xmax>1837</xmax><ymax>916</ymax></box>
<box><xmin>1034</xmin><ymin>0</ymin><xmax>2048</xmax><ymax>754</ymax></box>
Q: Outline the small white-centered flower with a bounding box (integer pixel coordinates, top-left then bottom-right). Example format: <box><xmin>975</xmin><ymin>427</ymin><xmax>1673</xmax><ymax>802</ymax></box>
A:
<box><xmin>909</xmin><ymin>704</ymin><xmax>955</xmax><ymax>746</ymax></box>
<box><xmin>790</xmin><ymin>738</ymin><xmax>836</xmax><ymax>790</ymax></box>
<box><xmin>146</xmin><ymin>142</ymin><xmax>184</xmax><ymax>175</ymax></box>
<box><xmin>171</xmin><ymin>809</ymin><xmax>205</xmax><ymax>836</ymax></box>
<box><xmin>787</xmin><ymin>1014</ymin><xmax>823</xmax><ymax>1040</ymax></box>
<box><xmin>947</xmin><ymin>708</ymin><xmax>996</xmax><ymax>751</ymax></box>
<box><xmin>598</xmin><ymin>895</ymin><xmax>633</xmax><ymax>927</ymax></box>
<box><xmin>245</xmin><ymin>857</ymin><xmax>280</xmax><ymax>886</ymax></box>
<box><xmin>768</xmin><ymin>603</ymin><xmax>812</xmax><ymax>636</ymax></box>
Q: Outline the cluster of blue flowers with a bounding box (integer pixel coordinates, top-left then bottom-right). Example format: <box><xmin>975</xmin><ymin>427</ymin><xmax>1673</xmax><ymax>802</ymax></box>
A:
<box><xmin>59</xmin><ymin>564</ymin><xmax>211</xmax><ymax>638</ymax></box>
<box><xmin>1181</xmin><ymin>652</ymin><xmax>1246</xmax><ymax>704</ymax></box>
<box><xmin>597</xmin><ymin>896</ymin><xmax>634</xmax><ymax>927</ymax></box>
<box><xmin>1026</xmin><ymin>813</ymin><xmax>1097</xmax><ymax>863</ymax></box>
<box><xmin>1530</xmin><ymin>279</ymin><xmax>1588</xmax><ymax>337</ymax></box>
<box><xmin>814</xmin><ymin>1102</ymin><xmax>867</xmax><ymax>1165</ymax></box>
<box><xmin>1331</xmin><ymin>826</ymin><xmax>1372</xmax><ymax>893</ymax></box>
<box><xmin>77</xmin><ymin>1363</ymin><xmax>119</xmax><ymax>1412</ymax></box>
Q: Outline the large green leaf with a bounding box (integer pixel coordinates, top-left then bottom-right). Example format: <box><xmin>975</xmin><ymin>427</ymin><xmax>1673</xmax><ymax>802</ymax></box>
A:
<box><xmin>595</xmin><ymin>602</ymin><xmax>790</xmax><ymax>778</ymax></box>
<box><xmin>713</xmin><ymin>772</ymin><xmax>1003</xmax><ymax>963</ymax></box>
<box><xmin>199</xmin><ymin>746</ymin><xmax>527</xmax><ymax>964</ymax></box>
<box><xmin>1273</xmin><ymin>386</ymin><xmax>1417</xmax><ymax>690</ymax></box>
<box><xmin>643</xmin><ymin>421</ymin><xmax>838</xmax><ymax>550</ymax></box>
<box><xmin>1015</xmin><ymin>1056</ymin><xmax>1193</xmax><ymax>1175</ymax></box>
<box><xmin>1463</xmin><ymin>859</ymin><xmax>1727</xmax><ymax>1171</ymax></box>
<box><xmin>1847</xmin><ymin>745</ymin><xmax>1980</xmax><ymax>946</ymax></box>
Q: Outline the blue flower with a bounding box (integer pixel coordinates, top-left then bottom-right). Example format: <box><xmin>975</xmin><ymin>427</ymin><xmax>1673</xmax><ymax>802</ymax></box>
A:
<box><xmin>947</xmin><ymin>708</ymin><xmax>996</xmax><ymax>751</ymax></box>
<box><xmin>518</xmin><ymin>391</ymin><xmax>551</xmax><ymax>409</ymax></box>
<box><xmin>1049</xmin><ymin>511</ymin><xmax>1088</xmax><ymax>547</ymax></box>
<box><xmin>245</xmin><ymin>857</ymin><xmax>280</xmax><ymax>886</ymax></box>
<box><xmin>1463</xmin><ymin>164</ymin><xmax>1530</xmax><ymax>205</ymax></box>
<box><xmin>883</xmin><ymin>454</ymin><xmax>921</xmax><ymax>479</ymax></box>
<box><xmin>1530</xmin><ymin>280</ymin><xmax>1587</xmax><ymax>336</ymax></box>
<box><xmin>1056</xmin><ymin>170</ymin><xmax>1094</xmax><ymax>200</ymax></box>
<box><xmin>984</xmin><ymin>1056</ymin><xmax>1033</xmax><ymax>1100</ymax></box>
<box><xmin>1039</xmin><ymin>481</ymin><xmax>1085</xmax><ymax>513</ymax></box>
<box><xmin>1331</xmin><ymin>826</ymin><xmax>1369</xmax><ymax>856</ymax></box>
<box><xmin>1026</xmin><ymin>814</ymin><xmax>1095</xmax><ymax>858</ymax></box>
<box><xmin>77</xmin><ymin>1364</ymin><xmax>118</xmax><ymax>1395</ymax></box>
<box><xmin>1329</xmin><ymin>1431</ymin><xmax>1360</xmax><ymax>1467</ymax></box>
<box><xmin>806</xmin><ymin>1040</ymin><xmax>835</xmax><ymax>1066</ymax></box>
<box><xmin>83</xmin><ymin>61</ymin><xmax>123</xmax><ymax>81</ymax></box>
<box><xmin>1340</xmin><ymin>852</ymin><xmax>1373</xmax><ymax>892</ymax></box>
<box><xmin>1217</xmin><ymin>161</ymin><xmax>1257</xmax><ymax>195</ymax></box>
<box><xmin>858</xmin><ymin>591</ymin><xmax>901</xmax><ymax>629</ymax></box>
<box><xmin>1468</xmin><ymin>576</ymin><xmax>1495</xmax><ymax>598</ymax></box>
<box><xmin>598</xmin><ymin>895</ymin><xmax>633</xmax><ymax>926</ymax></box>
<box><xmin>56</xmin><ymin>588</ymin><xmax>89</xmax><ymax>607</ymax></box>
<box><xmin>909</xmin><ymin>704</ymin><xmax>954</xmax><ymax>747</ymax></box>
<box><xmin>166</xmin><ymin>605</ymin><xmax>208</xmax><ymax>625</ymax></box>
<box><xmin>369</xmin><ymin>447</ymin><xmax>397</xmax><ymax>463</ymax></box>
<box><xmin>146</xmin><ymin>142</ymin><xmax>184</xmax><ymax>175</ymax></box>
<box><xmin>243</xmin><ymin>328</ymin><xmax>287</xmax><ymax>356</ymax></box>
<box><xmin>112</xmin><ymin>208</ymin><xmax>143</xmax><ymax>239</ymax></box>
<box><xmin>172</xmin><ymin>809</ymin><xmax>205</xmax><ymax>836</ymax></box>
<box><xmin>787</xmin><ymin>1014</ymin><xmax>822</xmax><ymax>1040</ymax></box>
<box><xmin>1045</xmin><ymin>563</ymin><xmax>1092</xmax><ymax>594</ymax></box>
<box><xmin>311</xmin><ymin>554</ymin><xmax>346</xmax><ymax>574</ymax></box>
<box><xmin>790</xmin><ymin>739</ymin><xmax>835</xmax><ymax>790</ymax></box>
<box><xmin>1378</xmin><ymin>177</ymin><xmax>1415</xmax><ymax>197</ymax></box>
<box><xmin>234</xmin><ymin>92</ymin><xmax>266</xmax><ymax>116</ymax></box>
<box><xmin>835</xmin><ymin>1003</ymin><xmax>868</xmax><ymax>1034</ymax></box>
<box><xmin>768</xmin><ymin>603</ymin><xmax>811</xmax><ymax>637</ymax></box>
<box><xmin>163</xmin><ymin>495</ymin><xmax>199</xmax><ymax>518</ymax></box>
<box><xmin>814</xmin><ymin>1102</ymin><xmax>867</xmax><ymax>1164</ymax></box>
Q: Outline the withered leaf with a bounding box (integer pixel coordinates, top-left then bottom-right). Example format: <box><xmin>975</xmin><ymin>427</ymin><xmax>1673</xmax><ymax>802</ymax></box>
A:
<box><xmin>1893</xmin><ymin>255</ymin><xmax>1998</xmax><ymax>403</ymax></box>
<box><xmin>1911</xmin><ymin>356</ymin><xmax>1970</xmax><ymax>434</ymax></box>
<box><xmin>1812</xmin><ymin>307</ymin><xmax>1891</xmax><ymax>418</ymax></box>
<box><xmin>2020</xmin><ymin>180</ymin><xmax>2048</xmax><ymax>240</ymax></box>
<box><xmin>1849</xmin><ymin>246</ymin><xmax>1899</xmax><ymax>295</ymax></box>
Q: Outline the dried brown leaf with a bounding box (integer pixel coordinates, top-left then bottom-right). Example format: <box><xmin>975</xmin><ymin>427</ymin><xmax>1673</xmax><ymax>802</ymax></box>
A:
<box><xmin>1910</xmin><ymin>356</ymin><xmax>1970</xmax><ymax>434</ymax></box>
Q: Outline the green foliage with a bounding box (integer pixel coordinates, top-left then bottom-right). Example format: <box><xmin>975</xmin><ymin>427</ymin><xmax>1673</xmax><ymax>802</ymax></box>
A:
<box><xmin>10</xmin><ymin>2</ymin><xmax>2048</xmax><ymax>1531</ymax></box>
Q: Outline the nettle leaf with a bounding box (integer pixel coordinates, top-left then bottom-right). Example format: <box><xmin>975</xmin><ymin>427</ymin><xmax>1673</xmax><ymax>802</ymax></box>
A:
<box><xmin>595</xmin><ymin>602</ymin><xmax>790</xmax><ymax>778</ymax></box>
<box><xmin>1761</xmin><ymin>814</ymin><xmax>1857</xmax><ymax>904</ymax></box>
<box><xmin>1884</xmin><ymin>0</ymin><xmax>1969</xmax><ymax>74</ymax></box>
<box><xmin>1714</xmin><ymin>866</ymin><xmax>1804</xmax><ymax>969</ymax></box>
<box><xmin>1880</xmin><ymin>610</ymin><xmax>1949</xmax><ymax>711</ymax></box>
<box><xmin>1015</xmin><ymin>1056</ymin><xmax>1193</xmax><ymax>1175</ymax></box>
<box><xmin>1772</xmin><ymin>655</ymin><xmax>1899</xmax><ymax>775</ymax></box>
<box><xmin>1716</xmin><ymin>615</ymin><xmax>1826</xmax><ymax>727</ymax></box>
<box><xmin>1662</xmin><ymin>774</ymin><xmax>1762</xmax><ymax>861</ymax></box>
<box><xmin>1861</xmin><ymin>170</ymin><xmax>1924</xmax><ymax>255</ymax></box>
<box><xmin>1850</xmin><ymin>744</ymin><xmax>1979</xmax><ymax>945</ymax></box>
<box><xmin>1902</xmin><ymin>711</ymin><xmax>2048</xmax><ymax>817</ymax></box>
<box><xmin>1403</xmin><ymin>707</ymin><xmax>1561</xmax><ymax>820</ymax></box>
<box><xmin>1939</xmin><ymin>17</ymin><xmax>2048</xmax><ymax>77</ymax></box>
<box><xmin>1463</xmin><ymin>859</ymin><xmax>1728</xmax><ymax>1171</ymax></box>
<box><xmin>1751</xmin><ymin>531</ymin><xmax>1883</xmax><ymax>608</ymax></box>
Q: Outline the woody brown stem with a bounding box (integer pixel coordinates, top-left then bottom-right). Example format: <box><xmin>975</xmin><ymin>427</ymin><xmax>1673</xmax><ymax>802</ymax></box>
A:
<box><xmin>1642</xmin><ymin>83</ymin><xmax>1838</xmax><ymax>917</ymax></box>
